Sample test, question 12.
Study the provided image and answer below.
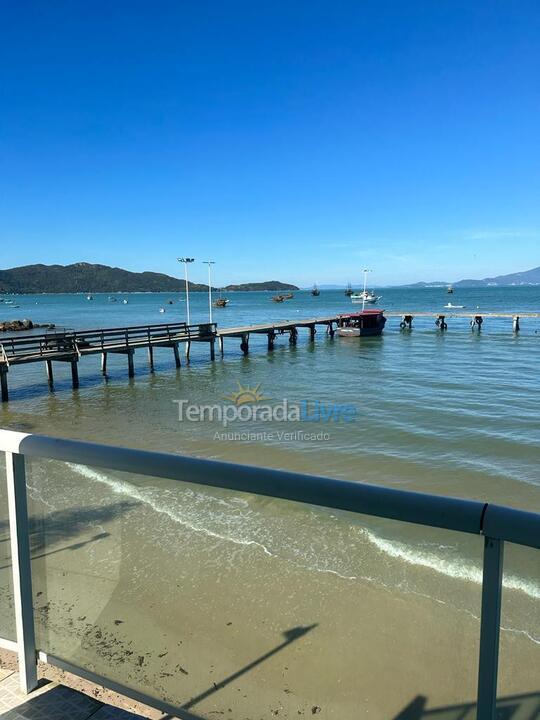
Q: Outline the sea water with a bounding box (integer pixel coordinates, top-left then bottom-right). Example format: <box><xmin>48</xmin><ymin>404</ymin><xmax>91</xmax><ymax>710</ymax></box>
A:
<box><xmin>0</xmin><ymin>286</ymin><xmax>539</xmax><ymax>717</ymax></box>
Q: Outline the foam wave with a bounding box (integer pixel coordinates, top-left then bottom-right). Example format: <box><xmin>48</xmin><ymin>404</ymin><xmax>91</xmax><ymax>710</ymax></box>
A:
<box><xmin>67</xmin><ymin>463</ymin><xmax>540</xmax><ymax>603</ymax></box>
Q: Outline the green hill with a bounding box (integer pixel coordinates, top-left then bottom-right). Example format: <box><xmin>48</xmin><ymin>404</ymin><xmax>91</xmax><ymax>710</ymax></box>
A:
<box><xmin>0</xmin><ymin>263</ymin><xmax>298</xmax><ymax>294</ymax></box>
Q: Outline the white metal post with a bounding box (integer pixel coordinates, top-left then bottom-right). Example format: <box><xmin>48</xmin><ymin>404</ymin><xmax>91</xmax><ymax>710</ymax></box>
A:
<box><xmin>178</xmin><ymin>258</ymin><xmax>195</xmax><ymax>326</ymax></box>
<box><xmin>5</xmin><ymin>451</ymin><xmax>38</xmax><ymax>693</ymax></box>
<box><xmin>476</xmin><ymin>536</ymin><xmax>504</xmax><ymax>720</ymax></box>
<box><xmin>184</xmin><ymin>262</ymin><xmax>191</xmax><ymax>326</ymax></box>
<box><xmin>204</xmin><ymin>261</ymin><xmax>214</xmax><ymax>325</ymax></box>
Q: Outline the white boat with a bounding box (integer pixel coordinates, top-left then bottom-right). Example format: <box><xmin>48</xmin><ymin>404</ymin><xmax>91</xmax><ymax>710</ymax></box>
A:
<box><xmin>351</xmin><ymin>290</ymin><xmax>381</xmax><ymax>304</ymax></box>
<box><xmin>445</xmin><ymin>303</ymin><xmax>465</xmax><ymax>309</ymax></box>
<box><xmin>159</xmin><ymin>307</ymin><xmax>165</xmax><ymax>313</ymax></box>
<box><xmin>86</xmin><ymin>295</ymin><xmax>93</xmax><ymax>301</ymax></box>
<box><xmin>123</xmin><ymin>299</ymin><xmax>129</xmax><ymax>304</ymax></box>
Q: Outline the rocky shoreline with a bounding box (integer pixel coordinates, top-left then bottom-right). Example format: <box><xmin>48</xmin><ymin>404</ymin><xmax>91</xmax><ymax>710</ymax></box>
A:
<box><xmin>0</xmin><ymin>319</ymin><xmax>55</xmax><ymax>332</ymax></box>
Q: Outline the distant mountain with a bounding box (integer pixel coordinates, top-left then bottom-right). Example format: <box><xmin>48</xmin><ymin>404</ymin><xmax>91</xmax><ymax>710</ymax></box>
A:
<box><xmin>224</xmin><ymin>281</ymin><xmax>298</xmax><ymax>291</ymax></box>
<box><xmin>398</xmin><ymin>266</ymin><xmax>540</xmax><ymax>288</ymax></box>
<box><xmin>0</xmin><ymin>263</ymin><xmax>297</xmax><ymax>294</ymax></box>
<box><xmin>454</xmin><ymin>266</ymin><xmax>540</xmax><ymax>287</ymax></box>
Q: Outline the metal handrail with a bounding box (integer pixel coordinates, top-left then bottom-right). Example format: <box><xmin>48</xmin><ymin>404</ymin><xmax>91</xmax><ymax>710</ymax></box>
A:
<box><xmin>1</xmin><ymin>427</ymin><xmax>538</xmax><ymax>719</ymax></box>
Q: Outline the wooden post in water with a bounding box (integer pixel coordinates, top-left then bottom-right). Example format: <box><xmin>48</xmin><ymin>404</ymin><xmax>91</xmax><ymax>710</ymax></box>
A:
<box><xmin>240</xmin><ymin>333</ymin><xmax>249</xmax><ymax>355</ymax></box>
<box><xmin>148</xmin><ymin>345</ymin><xmax>154</xmax><ymax>371</ymax></box>
<box><xmin>185</xmin><ymin>341</ymin><xmax>191</xmax><ymax>363</ymax></box>
<box><xmin>327</xmin><ymin>322</ymin><xmax>335</xmax><ymax>338</ymax></box>
<box><xmin>267</xmin><ymin>330</ymin><xmax>275</xmax><ymax>351</ymax></box>
<box><xmin>471</xmin><ymin>315</ymin><xmax>483</xmax><ymax>332</ymax></box>
<box><xmin>101</xmin><ymin>352</ymin><xmax>108</xmax><ymax>376</ymax></box>
<box><xmin>218</xmin><ymin>336</ymin><xmax>224</xmax><ymax>356</ymax></box>
<box><xmin>127</xmin><ymin>349</ymin><xmax>135</xmax><ymax>378</ymax></box>
<box><xmin>436</xmin><ymin>315</ymin><xmax>448</xmax><ymax>331</ymax></box>
<box><xmin>400</xmin><ymin>314</ymin><xmax>414</xmax><ymax>330</ymax></box>
<box><xmin>309</xmin><ymin>324</ymin><xmax>316</xmax><ymax>342</ymax></box>
<box><xmin>289</xmin><ymin>327</ymin><xmax>298</xmax><ymax>345</ymax></box>
<box><xmin>209</xmin><ymin>338</ymin><xmax>216</xmax><ymax>361</ymax></box>
<box><xmin>513</xmin><ymin>316</ymin><xmax>520</xmax><ymax>333</ymax></box>
<box><xmin>71</xmin><ymin>360</ymin><xmax>79</xmax><ymax>389</ymax></box>
<box><xmin>173</xmin><ymin>343</ymin><xmax>181</xmax><ymax>368</ymax></box>
<box><xmin>45</xmin><ymin>360</ymin><xmax>54</xmax><ymax>388</ymax></box>
<box><xmin>0</xmin><ymin>366</ymin><xmax>8</xmax><ymax>403</ymax></box>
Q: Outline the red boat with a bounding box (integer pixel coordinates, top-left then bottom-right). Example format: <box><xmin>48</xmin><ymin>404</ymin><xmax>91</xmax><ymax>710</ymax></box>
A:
<box><xmin>337</xmin><ymin>309</ymin><xmax>386</xmax><ymax>337</ymax></box>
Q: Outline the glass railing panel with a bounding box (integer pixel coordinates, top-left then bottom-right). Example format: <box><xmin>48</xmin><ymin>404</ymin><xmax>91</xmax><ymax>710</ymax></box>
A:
<box><xmin>0</xmin><ymin>452</ymin><xmax>16</xmax><ymax>642</ymax></box>
<box><xmin>25</xmin><ymin>457</ymin><xmax>484</xmax><ymax>718</ymax></box>
<box><xmin>496</xmin><ymin>541</ymin><xmax>540</xmax><ymax>714</ymax></box>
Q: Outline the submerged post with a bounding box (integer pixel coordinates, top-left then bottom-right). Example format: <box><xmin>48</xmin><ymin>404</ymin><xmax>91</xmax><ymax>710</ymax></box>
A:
<box><xmin>101</xmin><ymin>352</ymin><xmax>108</xmax><ymax>376</ymax></box>
<box><xmin>45</xmin><ymin>360</ymin><xmax>54</xmax><ymax>387</ymax></box>
<box><xmin>400</xmin><ymin>315</ymin><xmax>413</xmax><ymax>330</ymax></box>
<box><xmin>5</xmin><ymin>452</ymin><xmax>38</xmax><ymax>693</ymax></box>
<box><xmin>472</xmin><ymin>315</ymin><xmax>484</xmax><ymax>332</ymax></box>
<box><xmin>209</xmin><ymin>338</ymin><xmax>216</xmax><ymax>361</ymax></box>
<box><xmin>289</xmin><ymin>327</ymin><xmax>298</xmax><ymax>345</ymax></box>
<box><xmin>267</xmin><ymin>330</ymin><xmax>275</xmax><ymax>351</ymax></box>
<box><xmin>173</xmin><ymin>343</ymin><xmax>181</xmax><ymax>368</ymax></box>
<box><xmin>309</xmin><ymin>324</ymin><xmax>316</xmax><ymax>341</ymax></box>
<box><xmin>477</xmin><ymin>536</ymin><xmax>504</xmax><ymax>720</ymax></box>
<box><xmin>240</xmin><ymin>333</ymin><xmax>249</xmax><ymax>355</ymax></box>
<box><xmin>436</xmin><ymin>315</ymin><xmax>448</xmax><ymax>331</ymax></box>
<box><xmin>0</xmin><ymin>366</ymin><xmax>8</xmax><ymax>403</ymax></box>
<box><xmin>70</xmin><ymin>359</ymin><xmax>79</xmax><ymax>388</ymax></box>
<box><xmin>218</xmin><ymin>336</ymin><xmax>224</xmax><ymax>356</ymax></box>
<box><xmin>127</xmin><ymin>349</ymin><xmax>135</xmax><ymax>378</ymax></box>
<box><xmin>512</xmin><ymin>316</ymin><xmax>520</xmax><ymax>333</ymax></box>
<box><xmin>148</xmin><ymin>345</ymin><xmax>154</xmax><ymax>371</ymax></box>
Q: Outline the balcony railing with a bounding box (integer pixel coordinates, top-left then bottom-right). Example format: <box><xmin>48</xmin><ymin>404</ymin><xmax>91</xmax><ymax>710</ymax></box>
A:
<box><xmin>0</xmin><ymin>428</ymin><xmax>539</xmax><ymax>719</ymax></box>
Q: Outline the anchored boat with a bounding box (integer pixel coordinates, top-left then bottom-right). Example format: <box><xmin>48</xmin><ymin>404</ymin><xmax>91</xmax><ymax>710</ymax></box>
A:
<box><xmin>337</xmin><ymin>309</ymin><xmax>386</xmax><ymax>337</ymax></box>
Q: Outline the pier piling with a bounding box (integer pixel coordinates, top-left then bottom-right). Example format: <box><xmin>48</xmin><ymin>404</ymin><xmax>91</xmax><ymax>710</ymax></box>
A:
<box><xmin>127</xmin><ymin>350</ymin><xmax>135</xmax><ymax>378</ymax></box>
<box><xmin>400</xmin><ymin>314</ymin><xmax>414</xmax><ymax>330</ymax></box>
<box><xmin>0</xmin><ymin>367</ymin><xmax>8</xmax><ymax>403</ymax></box>
<box><xmin>513</xmin><ymin>316</ymin><xmax>520</xmax><ymax>333</ymax></box>
<box><xmin>45</xmin><ymin>360</ymin><xmax>54</xmax><ymax>387</ymax></box>
<box><xmin>101</xmin><ymin>352</ymin><xmax>108</xmax><ymax>376</ymax></box>
<box><xmin>148</xmin><ymin>346</ymin><xmax>154</xmax><ymax>371</ymax></box>
<box><xmin>172</xmin><ymin>344</ymin><xmax>181</xmax><ymax>368</ymax></box>
<box><xmin>436</xmin><ymin>315</ymin><xmax>448</xmax><ymax>331</ymax></box>
<box><xmin>70</xmin><ymin>360</ymin><xmax>79</xmax><ymax>389</ymax></box>
<box><xmin>240</xmin><ymin>334</ymin><xmax>250</xmax><ymax>355</ymax></box>
<box><xmin>471</xmin><ymin>315</ymin><xmax>484</xmax><ymax>332</ymax></box>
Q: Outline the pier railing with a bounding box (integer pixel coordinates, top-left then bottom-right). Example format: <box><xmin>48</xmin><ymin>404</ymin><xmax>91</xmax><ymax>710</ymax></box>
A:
<box><xmin>0</xmin><ymin>429</ymin><xmax>539</xmax><ymax>719</ymax></box>
<box><xmin>0</xmin><ymin>321</ymin><xmax>216</xmax><ymax>365</ymax></box>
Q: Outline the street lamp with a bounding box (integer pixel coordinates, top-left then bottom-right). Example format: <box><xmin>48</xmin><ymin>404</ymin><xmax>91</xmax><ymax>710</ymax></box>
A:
<box><xmin>177</xmin><ymin>258</ymin><xmax>195</xmax><ymax>325</ymax></box>
<box><xmin>203</xmin><ymin>261</ymin><xmax>215</xmax><ymax>324</ymax></box>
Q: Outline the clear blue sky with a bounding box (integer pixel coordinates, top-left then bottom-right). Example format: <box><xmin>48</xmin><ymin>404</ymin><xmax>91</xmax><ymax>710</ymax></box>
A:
<box><xmin>1</xmin><ymin>1</ymin><xmax>539</xmax><ymax>286</ymax></box>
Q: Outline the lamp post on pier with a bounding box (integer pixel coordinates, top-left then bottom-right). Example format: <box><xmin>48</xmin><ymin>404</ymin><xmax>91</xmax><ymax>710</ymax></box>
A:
<box><xmin>203</xmin><ymin>261</ymin><xmax>215</xmax><ymax>324</ymax></box>
<box><xmin>177</xmin><ymin>258</ymin><xmax>195</xmax><ymax>325</ymax></box>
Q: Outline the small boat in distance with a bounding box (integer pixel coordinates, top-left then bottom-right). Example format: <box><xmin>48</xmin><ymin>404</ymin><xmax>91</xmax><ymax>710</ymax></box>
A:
<box><xmin>351</xmin><ymin>290</ymin><xmax>381</xmax><ymax>304</ymax></box>
<box><xmin>447</xmin><ymin>285</ymin><xmax>454</xmax><ymax>294</ymax></box>
<box><xmin>272</xmin><ymin>295</ymin><xmax>285</xmax><ymax>302</ymax></box>
<box><xmin>86</xmin><ymin>295</ymin><xmax>93</xmax><ymax>301</ymax></box>
<box><xmin>344</xmin><ymin>283</ymin><xmax>353</xmax><ymax>297</ymax></box>
<box><xmin>445</xmin><ymin>303</ymin><xmax>466</xmax><ymax>309</ymax></box>
<box><xmin>213</xmin><ymin>289</ymin><xmax>229</xmax><ymax>307</ymax></box>
<box><xmin>337</xmin><ymin>309</ymin><xmax>386</xmax><ymax>337</ymax></box>
<box><xmin>123</xmin><ymin>299</ymin><xmax>129</xmax><ymax>304</ymax></box>
<box><xmin>159</xmin><ymin>307</ymin><xmax>165</xmax><ymax>313</ymax></box>
<box><xmin>311</xmin><ymin>284</ymin><xmax>320</xmax><ymax>296</ymax></box>
<box><xmin>351</xmin><ymin>269</ymin><xmax>380</xmax><ymax>304</ymax></box>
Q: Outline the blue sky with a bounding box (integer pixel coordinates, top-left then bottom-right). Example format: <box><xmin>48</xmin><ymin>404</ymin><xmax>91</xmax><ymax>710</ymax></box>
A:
<box><xmin>1</xmin><ymin>1</ymin><xmax>539</xmax><ymax>286</ymax></box>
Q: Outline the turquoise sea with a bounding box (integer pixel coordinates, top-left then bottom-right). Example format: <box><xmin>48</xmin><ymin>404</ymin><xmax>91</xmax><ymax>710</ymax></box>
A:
<box><xmin>0</xmin><ymin>286</ymin><xmax>539</xmax><ymax>717</ymax></box>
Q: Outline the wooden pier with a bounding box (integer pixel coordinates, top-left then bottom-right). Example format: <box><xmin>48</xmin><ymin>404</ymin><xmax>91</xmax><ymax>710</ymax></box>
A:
<box><xmin>1</xmin><ymin>310</ymin><xmax>539</xmax><ymax>402</ymax></box>
<box><xmin>216</xmin><ymin>315</ymin><xmax>350</xmax><ymax>354</ymax></box>
<box><xmin>0</xmin><ymin>321</ymin><xmax>216</xmax><ymax>402</ymax></box>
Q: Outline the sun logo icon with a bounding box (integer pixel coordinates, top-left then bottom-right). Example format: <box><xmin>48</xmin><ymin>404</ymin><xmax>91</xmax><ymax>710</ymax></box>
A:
<box><xmin>224</xmin><ymin>382</ymin><xmax>268</xmax><ymax>406</ymax></box>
